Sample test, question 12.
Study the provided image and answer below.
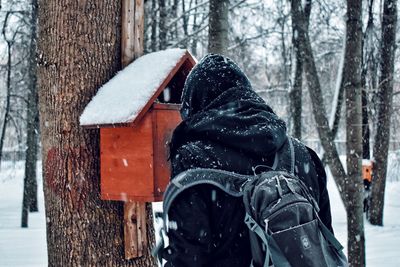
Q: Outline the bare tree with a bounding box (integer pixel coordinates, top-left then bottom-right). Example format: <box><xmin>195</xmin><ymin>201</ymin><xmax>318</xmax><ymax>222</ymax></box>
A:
<box><xmin>291</xmin><ymin>0</ymin><xmax>365</xmax><ymax>265</ymax></box>
<box><xmin>369</xmin><ymin>0</ymin><xmax>397</xmax><ymax>225</ymax></box>
<box><xmin>0</xmin><ymin>11</ymin><xmax>15</xmax><ymax>165</ymax></box>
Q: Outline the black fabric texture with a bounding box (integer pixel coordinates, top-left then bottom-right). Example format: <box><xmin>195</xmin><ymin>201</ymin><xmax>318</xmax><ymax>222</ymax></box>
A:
<box><xmin>163</xmin><ymin>54</ymin><xmax>333</xmax><ymax>267</ymax></box>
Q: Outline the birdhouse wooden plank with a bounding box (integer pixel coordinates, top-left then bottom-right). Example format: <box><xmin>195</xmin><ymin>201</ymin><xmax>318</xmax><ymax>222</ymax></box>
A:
<box><xmin>80</xmin><ymin>49</ymin><xmax>196</xmax><ymax>202</ymax></box>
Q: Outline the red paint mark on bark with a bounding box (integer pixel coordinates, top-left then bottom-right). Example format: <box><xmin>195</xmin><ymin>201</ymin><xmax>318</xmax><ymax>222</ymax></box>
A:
<box><xmin>45</xmin><ymin>146</ymin><xmax>92</xmax><ymax>210</ymax></box>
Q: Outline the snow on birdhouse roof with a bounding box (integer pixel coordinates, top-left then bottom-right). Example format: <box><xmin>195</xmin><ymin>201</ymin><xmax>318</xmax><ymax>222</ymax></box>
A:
<box><xmin>80</xmin><ymin>48</ymin><xmax>191</xmax><ymax>127</ymax></box>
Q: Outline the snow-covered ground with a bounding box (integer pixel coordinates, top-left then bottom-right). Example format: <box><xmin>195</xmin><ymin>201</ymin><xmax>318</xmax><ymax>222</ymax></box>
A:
<box><xmin>1</xmin><ymin>160</ymin><xmax>399</xmax><ymax>266</ymax></box>
<box><xmin>0</xmin><ymin>162</ymin><xmax>47</xmax><ymax>267</ymax></box>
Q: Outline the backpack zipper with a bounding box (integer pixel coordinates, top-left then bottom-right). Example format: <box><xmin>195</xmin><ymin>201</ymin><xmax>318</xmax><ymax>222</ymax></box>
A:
<box><xmin>264</xmin><ymin>200</ymin><xmax>314</xmax><ymax>230</ymax></box>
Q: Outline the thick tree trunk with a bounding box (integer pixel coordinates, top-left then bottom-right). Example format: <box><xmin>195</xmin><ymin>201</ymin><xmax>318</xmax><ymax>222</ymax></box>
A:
<box><xmin>343</xmin><ymin>0</ymin><xmax>365</xmax><ymax>265</ymax></box>
<box><xmin>38</xmin><ymin>1</ymin><xmax>155</xmax><ymax>266</ymax></box>
<box><xmin>208</xmin><ymin>0</ymin><xmax>229</xmax><ymax>55</ymax></box>
<box><xmin>369</xmin><ymin>0</ymin><xmax>397</xmax><ymax>226</ymax></box>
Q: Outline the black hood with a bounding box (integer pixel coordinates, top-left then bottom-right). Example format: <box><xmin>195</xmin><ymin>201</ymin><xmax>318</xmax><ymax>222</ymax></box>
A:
<box><xmin>171</xmin><ymin>54</ymin><xmax>287</xmax><ymax>158</ymax></box>
<box><xmin>180</xmin><ymin>54</ymin><xmax>252</xmax><ymax>120</ymax></box>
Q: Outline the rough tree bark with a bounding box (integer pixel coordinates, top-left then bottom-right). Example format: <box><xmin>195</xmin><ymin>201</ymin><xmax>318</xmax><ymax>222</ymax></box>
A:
<box><xmin>369</xmin><ymin>0</ymin><xmax>397</xmax><ymax>226</ymax></box>
<box><xmin>22</xmin><ymin>0</ymin><xmax>39</xmax><ymax>228</ymax></box>
<box><xmin>291</xmin><ymin>0</ymin><xmax>365</xmax><ymax>265</ymax></box>
<box><xmin>208</xmin><ymin>0</ymin><xmax>229</xmax><ymax>55</ymax></box>
<box><xmin>343</xmin><ymin>0</ymin><xmax>365</xmax><ymax>265</ymax></box>
<box><xmin>38</xmin><ymin>1</ymin><xmax>155</xmax><ymax>266</ymax></box>
<box><xmin>290</xmin><ymin>0</ymin><xmax>311</xmax><ymax>140</ymax></box>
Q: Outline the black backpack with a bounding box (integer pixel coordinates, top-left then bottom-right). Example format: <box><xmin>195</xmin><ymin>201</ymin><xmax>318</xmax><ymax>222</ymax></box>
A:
<box><xmin>153</xmin><ymin>137</ymin><xmax>348</xmax><ymax>267</ymax></box>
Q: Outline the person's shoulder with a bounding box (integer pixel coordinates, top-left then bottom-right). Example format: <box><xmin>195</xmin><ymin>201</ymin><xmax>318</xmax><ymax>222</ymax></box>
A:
<box><xmin>173</xmin><ymin>140</ymin><xmax>207</xmax><ymax>159</ymax></box>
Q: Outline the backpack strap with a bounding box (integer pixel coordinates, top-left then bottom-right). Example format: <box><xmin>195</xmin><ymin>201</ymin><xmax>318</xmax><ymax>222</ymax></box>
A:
<box><xmin>245</xmin><ymin>214</ymin><xmax>292</xmax><ymax>267</ymax></box>
<box><xmin>162</xmin><ymin>168</ymin><xmax>249</xmax><ymax>217</ymax></box>
<box><xmin>273</xmin><ymin>137</ymin><xmax>295</xmax><ymax>175</ymax></box>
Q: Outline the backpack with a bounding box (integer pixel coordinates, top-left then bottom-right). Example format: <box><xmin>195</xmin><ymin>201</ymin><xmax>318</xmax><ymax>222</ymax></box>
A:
<box><xmin>153</xmin><ymin>137</ymin><xmax>348</xmax><ymax>267</ymax></box>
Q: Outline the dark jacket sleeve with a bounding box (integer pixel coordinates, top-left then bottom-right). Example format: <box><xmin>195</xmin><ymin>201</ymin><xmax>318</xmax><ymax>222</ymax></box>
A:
<box><xmin>307</xmin><ymin>147</ymin><xmax>333</xmax><ymax>233</ymax></box>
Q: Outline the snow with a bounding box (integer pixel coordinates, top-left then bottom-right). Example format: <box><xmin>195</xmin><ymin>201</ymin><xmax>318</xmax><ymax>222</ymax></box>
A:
<box><xmin>0</xmin><ymin>162</ymin><xmax>47</xmax><ymax>267</ymax></box>
<box><xmin>79</xmin><ymin>49</ymin><xmax>187</xmax><ymax>126</ymax></box>
<box><xmin>362</xmin><ymin>159</ymin><xmax>373</xmax><ymax>166</ymax></box>
<box><xmin>1</xmin><ymin>159</ymin><xmax>400</xmax><ymax>266</ymax></box>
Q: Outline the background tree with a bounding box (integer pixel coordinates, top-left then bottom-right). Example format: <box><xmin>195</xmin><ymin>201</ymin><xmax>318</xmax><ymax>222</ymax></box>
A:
<box><xmin>208</xmin><ymin>0</ymin><xmax>229</xmax><ymax>54</ymax></box>
<box><xmin>21</xmin><ymin>0</ymin><xmax>39</xmax><ymax>228</ymax></box>
<box><xmin>369</xmin><ymin>0</ymin><xmax>397</xmax><ymax>225</ymax></box>
<box><xmin>289</xmin><ymin>0</ymin><xmax>311</xmax><ymax>140</ymax></box>
<box><xmin>291</xmin><ymin>0</ymin><xmax>365</xmax><ymax>265</ymax></box>
<box><xmin>0</xmin><ymin>0</ymin><xmax>40</xmax><ymax>228</ymax></box>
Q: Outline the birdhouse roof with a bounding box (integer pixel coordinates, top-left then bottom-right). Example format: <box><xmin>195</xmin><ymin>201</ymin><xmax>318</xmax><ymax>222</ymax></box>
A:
<box><xmin>79</xmin><ymin>49</ymin><xmax>195</xmax><ymax>127</ymax></box>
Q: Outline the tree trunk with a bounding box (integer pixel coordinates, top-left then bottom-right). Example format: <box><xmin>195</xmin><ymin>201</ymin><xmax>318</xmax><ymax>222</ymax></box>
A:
<box><xmin>28</xmin><ymin>0</ymin><xmax>39</xmax><ymax>213</ymax></box>
<box><xmin>158</xmin><ymin>0</ymin><xmax>167</xmax><ymax>50</ymax></box>
<box><xmin>290</xmin><ymin>0</ymin><xmax>348</xmax><ymax>204</ymax></box>
<box><xmin>0</xmin><ymin>11</ymin><xmax>14</xmax><ymax>166</ymax></box>
<box><xmin>150</xmin><ymin>0</ymin><xmax>157</xmax><ymax>52</ymax></box>
<box><xmin>37</xmin><ymin>1</ymin><xmax>155</xmax><ymax>265</ymax></box>
<box><xmin>181</xmin><ymin>0</ymin><xmax>189</xmax><ymax>48</ymax></box>
<box><xmin>291</xmin><ymin>0</ymin><xmax>366</xmax><ymax>264</ymax></box>
<box><xmin>369</xmin><ymin>0</ymin><xmax>397</xmax><ymax>226</ymax></box>
<box><xmin>22</xmin><ymin>0</ymin><xmax>40</xmax><ymax>227</ymax></box>
<box><xmin>343</xmin><ymin>0</ymin><xmax>365</xmax><ymax>265</ymax></box>
<box><xmin>208</xmin><ymin>0</ymin><xmax>229</xmax><ymax>55</ymax></box>
<box><xmin>290</xmin><ymin>0</ymin><xmax>311</xmax><ymax>140</ymax></box>
<box><xmin>361</xmin><ymin>0</ymin><xmax>375</xmax><ymax>160</ymax></box>
<box><xmin>362</xmin><ymin>89</ymin><xmax>370</xmax><ymax>159</ymax></box>
<box><xmin>191</xmin><ymin>0</ymin><xmax>199</xmax><ymax>56</ymax></box>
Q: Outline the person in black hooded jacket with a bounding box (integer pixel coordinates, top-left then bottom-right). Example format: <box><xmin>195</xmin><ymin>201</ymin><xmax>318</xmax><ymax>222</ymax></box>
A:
<box><xmin>162</xmin><ymin>54</ymin><xmax>333</xmax><ymax>267</ymax></box>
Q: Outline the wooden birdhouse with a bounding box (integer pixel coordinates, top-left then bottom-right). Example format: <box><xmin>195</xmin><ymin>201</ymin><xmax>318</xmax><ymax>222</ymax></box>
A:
<box><xmin>362</xmin><ymin>159</ymin><xmax>373</xmax><ymax>183</ymax></box>
<box><xmin>80</xmin><ymin>49</ymin><xmax>196</xmax><ymax>202</ymax></box>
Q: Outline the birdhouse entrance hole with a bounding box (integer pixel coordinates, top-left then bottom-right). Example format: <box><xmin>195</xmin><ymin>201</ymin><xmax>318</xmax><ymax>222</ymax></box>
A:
<box><xmin>156</xmin><ymin>57</ymin><xmax>193</xmax><ymax>104</ymax></box>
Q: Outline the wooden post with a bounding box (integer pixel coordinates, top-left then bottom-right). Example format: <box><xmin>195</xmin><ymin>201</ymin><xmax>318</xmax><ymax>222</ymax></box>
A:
<box><xmin>121</xmin><ymin>0</ymin><xmax>146</xmax><ymax>260</ymax></box>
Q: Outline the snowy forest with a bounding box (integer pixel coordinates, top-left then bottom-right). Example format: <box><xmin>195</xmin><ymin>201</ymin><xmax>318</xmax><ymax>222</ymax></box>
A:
<box><xmin>0</xmin><ymin>0</ymin><xmax>399</xmax><ymax>266</ymax></box>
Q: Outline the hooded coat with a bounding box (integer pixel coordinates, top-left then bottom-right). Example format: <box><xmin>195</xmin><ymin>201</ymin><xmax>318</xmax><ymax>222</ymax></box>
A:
<box><xmin>163</xmin><ymin>54</ymin><xmax>332</xmax><ymax>267</ymax></box>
